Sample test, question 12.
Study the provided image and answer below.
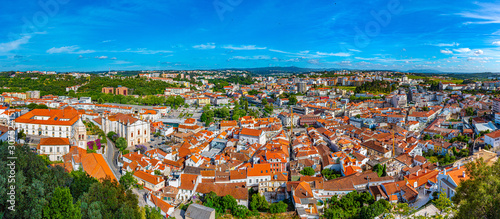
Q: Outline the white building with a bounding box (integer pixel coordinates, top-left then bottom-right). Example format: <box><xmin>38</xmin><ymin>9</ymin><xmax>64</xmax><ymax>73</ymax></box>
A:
<box><xmin>239</xmin><ymin>128</ymin><xmax>266</xmax><ymax>145</ymax></box>
<box><xmin>484</xmin><ymin>130</ymin><xmax>500</xmax><ymax>148</ymax></box>
<box><xmin>38</xmin><ymin>137</ymin><xmax>70</xmax><ymax>161</ymax></box>
<box><xmin>247</xmin><ymin>163</ymin><xmax>272</xmax><ymax>187</ymax></box>
<box><xmin>102</xmin><ymin>113</ymin><xmax>150</xmax><ymax>147</ymax></box>
<box><xmin>13</xmin><ymin>108</ymin><xmax>87</xmax><ymax>149</ymax></box>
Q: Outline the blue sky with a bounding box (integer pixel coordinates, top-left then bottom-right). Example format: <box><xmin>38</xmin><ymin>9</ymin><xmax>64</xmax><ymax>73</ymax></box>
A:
<box><xmin>1</xmin><ymin>0</ymin><xmax>500</xmax><ymax>72</ymax></box>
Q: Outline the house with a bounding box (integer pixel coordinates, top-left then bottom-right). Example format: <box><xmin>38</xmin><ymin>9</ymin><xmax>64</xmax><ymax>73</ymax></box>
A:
<box><xmin>62</xmin><ymin>147</ymin><xmax>117</xmax><ymax>182</ymax></box>
<box><xmin>185</xmin><ymin>203</ymin><xmax>216</xmax><ymax>219</ymax></box>
<box><xmin>147</xmin><ymin>193</ymin><xmax>175</xmax><ymax>217</ymax></box>
<box><xmin>484</xmin><ymin>130</ymin><xmax>500</xmax><ymax>148</ymax></box>
<box><xmin>258</xmin><ymin>172</ymin><xmax>289</xmax><ymax>203</ymax></box>
<box><xmin>133</xmin><ymin>170</ymin><xmax>165</xmax><ymax>191</ymax></box>
<box><xmin>195</xmin><ymin>182</ymin><xmax>249</xmax><ymax>206</ymax></box>
<box><xmin>436</xmin><ymin>166</ymin><xmax>470</xmax><ymax>199</ymax></box>
<box><xmin>292</xmin><ymin>181</ymin><xmax>319</xmax><ymax>219</ymax></box>
<box><xmin>177</xmin><ymin>174</ymin><xmax>201</xmax><ymax>201</ymax></box>
<box><xmin>38</xmin><ymin>137</ymin><xmax>70</xmax><ymax>161</ymax></box>
<box><xmin>239</xmin><ymin>128</ymin><xmax>266</xmax><ymax>145</ymax></box>
<box><xmin>247</xmin><ymin>163</ymin><xmax>272</xmax><ymax>187</ymax></box>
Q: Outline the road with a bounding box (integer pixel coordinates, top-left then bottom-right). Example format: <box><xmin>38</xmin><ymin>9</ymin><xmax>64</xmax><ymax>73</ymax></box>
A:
<box><xmin>105</xmin><ymin>137</ymin><xmax>122</xmax><ymax>179</ymax></box>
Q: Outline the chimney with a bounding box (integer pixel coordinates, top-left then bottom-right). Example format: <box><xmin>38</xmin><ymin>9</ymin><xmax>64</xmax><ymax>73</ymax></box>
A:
<box><xmin>462</xmin><ymin>171</ymin><xmax>465</xmax><ymax>178</ymax></box>
<box><xmin>416</xmin><ymin>171</ymin><xmax>419</xmax><ymax>176</ymax></box>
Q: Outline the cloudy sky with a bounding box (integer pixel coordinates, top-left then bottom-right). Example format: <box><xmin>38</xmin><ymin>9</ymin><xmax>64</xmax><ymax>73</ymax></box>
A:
<box><xmin>1</xmin><ymin>0</ymin><xmax>500</xmax><ymax>72</ymax></box>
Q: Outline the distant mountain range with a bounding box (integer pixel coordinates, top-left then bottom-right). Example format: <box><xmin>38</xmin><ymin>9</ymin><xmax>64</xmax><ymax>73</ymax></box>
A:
<box><xmin>224</xmin><ymin>66</ymin><xmax>329</xmax><ymax>75</ymax></box>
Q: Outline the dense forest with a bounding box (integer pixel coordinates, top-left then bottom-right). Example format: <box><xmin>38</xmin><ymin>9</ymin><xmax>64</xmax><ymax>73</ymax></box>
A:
<box><xmin>0</xmin><ymin>143</ymin><xmax>159</xmax><ymax>219</ymax></box>
<box><xmin>76</xmin><ymin>76</ymin><xmax>179</xmax><ymax>96</ymax></box>
<box><xmin>354</xmin><ymin>80</ymin><xmax>397</xmax><ymax>94</ymax></box>
<box><xmin>208</xmin><ymin>75</ymin><xmax>255</xmax><ymax>92</ymax></box>
<box><xmin>0</xmin><ymin>73</ymin><xmax>87</xmax><ymax>96</ymax></box>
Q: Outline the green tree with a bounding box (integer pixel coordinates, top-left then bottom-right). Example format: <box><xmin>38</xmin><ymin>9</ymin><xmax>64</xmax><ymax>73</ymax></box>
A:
<box><xmin>79</xmin><ymin>179</ymin><xmax>141</xmax><ymax>219</ymax></box>
<box><xmin>250</xmin><ymin>193</ymin><xmax>269</xmax><ymax>212</ymax></box>
<box><xmin>0</xmin><ymin>143</ymin><xmax>72</xmax><ymax>218</ymax></box>
<box><xmin>423</xmin><ymin>134</ymin><xmax>431</xmax><ymax>141</ymax></box>
<box><xmin>322</xmin><ymin>168</ymin><xmax>342</xmax><ymax>180</ymax></box>
<box><xmin>269</xmin><ymin>201</ymin><xmax>288</xmax><ymax>213</ymax></box>
<box><xmin>300</xmin><ymin>167</ymin><xmax>315</xmax><ymax>176</ymax></box>
<box><xmin>107</xmin><ymin>131</ymin><xmax>117</xmax><ymax>141</ymax></box>
<box><xmin>433</xmin><ymin>190</ymin><xmax>452</xmax><ymax>213</ymax></box>
<box><xmin>154</xmin><ymin>170</ymin><xmax>161</xmax><ymax>175</ymax></box>
<box><xmin>221</xmin><ymin>195</ymin><xmax>237</xmax><ymax>212</ymax></box>
<box><xmin>115</xmin><ymin>137</ymin><xmax>127</xmax><ymax>151</ymax></box>
<box><xmin>373</xmin><ymin>164</ymin><xmax>384</xmax><ymax>177</ymax></box>
<box><xmin>453</xmin><ymin>158</ymin><xmax>500</xmax><ymax>219</ymax></box>
<box><xmin>119</xmin><ymin>171</ymin><xmax>138</xmax><ymax>190</ymax></box>
<box><xmin>144</xmin><ymin>206</ymin><xmax>163</xmax><ymax>219</ymax></box>
<box><xmin>232</xmin><ymin>205</ymin><xmax>251</xmax><ymax>218</ymax></box>
<box><xmin>465</xmin><ymin>107</ymin><xmax>475</xmax><ymax>116</ymax></box>
<box><xmin>69</xmin><ymin>170</ymin><xmax>99</xmax><ymax>201</ymax></box>
<box><xmin>288</xmin><ymin>96</ymin><xmax>298</xmax><ymax>105</ymax></box>
<box><xmin>261</xmin><ymin>98</ymin><xmax>268</xmax><ymax>106</ymax></box>
<box><xmin>17</xmin><ymin>129</ymin><xmax>26</xmax><ymax>140</ymax></box>
<box><xmin>264</xmin><ymin>104</ymin><xmax>274</xmax><ymax>114</ymax></box>
<box><xmin>42</xmin><ymin>187</ymin><xmax>82</xmax><ymax>219</ymax></box>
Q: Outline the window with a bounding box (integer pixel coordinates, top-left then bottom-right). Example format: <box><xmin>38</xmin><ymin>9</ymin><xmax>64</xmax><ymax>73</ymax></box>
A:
<box><xmin>131</xmin><ymin>133</ymin><xmax>133</xmax><ymax>137</ymax></box>
<box><xmin>138</xmin><ymin>130</ymin><xmax>140</xmax><ymax>135</ymax></box>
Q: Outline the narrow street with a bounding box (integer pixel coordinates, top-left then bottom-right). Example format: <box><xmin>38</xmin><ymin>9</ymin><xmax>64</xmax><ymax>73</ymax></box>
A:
<box><xmin>105</xmin><ymin>137</ymin><xmax>122</xmax><ymax>179</ymax></box>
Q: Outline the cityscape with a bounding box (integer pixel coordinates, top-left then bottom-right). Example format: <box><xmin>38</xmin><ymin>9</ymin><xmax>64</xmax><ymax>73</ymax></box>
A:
<box><xmin>1</xmin><ymin>1</ymin><xmax>500</xmax><ymax>219</ymax></box>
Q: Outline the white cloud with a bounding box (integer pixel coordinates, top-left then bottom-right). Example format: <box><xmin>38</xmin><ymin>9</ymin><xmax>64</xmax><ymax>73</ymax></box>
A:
<box><xmin>230</xmin><ymin>55</ymin><xmax>270</xmax><ymax>60</ymax></box>
<box><xmin>223</xmin><ymin>45</ymin><xmax>266</xmax><ymax>50</ymax></box>
<box><xmin>95</xmin><ymin>56</ymin><xmax>108</xmax><ymax>59</ymax></box>
<box><xmin>468</xmin><ymin>57</ymin><xmax>489</xmax><ymax>62</ymax></box>
<box><xmin>431</xmin><ymin>42</ymin><xmax>459</xmax><ymax>47</ymax></box>
<box><xmin>457</xmin><ymin>3</ymin><xmax>500</xmax><ymax>25</ymax></box>
<box><xmin>440</xmin><ymin>49</ymin><xmax>453</xmax><ymax>54</ymax></box>
<box><xmin>193</xmin><ymin>43</ymin><xmax>215</xmax><ymax>49</ymax></box>
<box><xmin>308</xmin><ymin>59</ymin><xmax>320</xmax><ymax>64</ymax></box>
<box><xmin>47</xmin><ymin>45</ymin><xmax>95</xmax><ymax>54</ymax></box>
<box><xmin>474</xmin><ymin>49</ymin><xmax>484</xmax><ymax>55</ymax></box>
<box><xmin>453</xmin><ymin>48</ymin><xmax>471</xmax><ymax>53</ymax></box>
<box><xmin>493</xmin><ymin>41</ymin><xmax>500</xmax><ymax>46</ymax></box>
<box><xmin>113</xmin><ymin>60</ymin><xmax>132</xmax><ymax>64</ymax></box>
<box><xmin>119</xmin><ymin>48</ymin><xmax>172</xmax><ymax>54</ymax></box>
<box><xmin>0</xmin><ymin>36</ymin><xmax>31</xmax><ymax>53</ymax></box>
<box><xmin>316</xmin><ymin>51</ymin><xmax>351</xmax><ymax>57</ymax></box>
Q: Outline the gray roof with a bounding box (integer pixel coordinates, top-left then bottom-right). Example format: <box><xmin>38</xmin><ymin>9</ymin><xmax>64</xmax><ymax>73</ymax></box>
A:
<box><xmin>185</xmin><ymin>203</ymin><xmax>215</xmax><ymax>219</ymax></box>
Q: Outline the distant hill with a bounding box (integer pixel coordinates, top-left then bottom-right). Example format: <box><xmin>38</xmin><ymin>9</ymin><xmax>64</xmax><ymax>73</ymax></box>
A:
<box><xmin>406</xmin><ymin>69</ymin><xmax>444</xmax><ymax>74</ymax></box>
<box><xmin>225</xmin><ymin>66</ymin><xmax>331</xmax><ymax>75</ymax></box>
